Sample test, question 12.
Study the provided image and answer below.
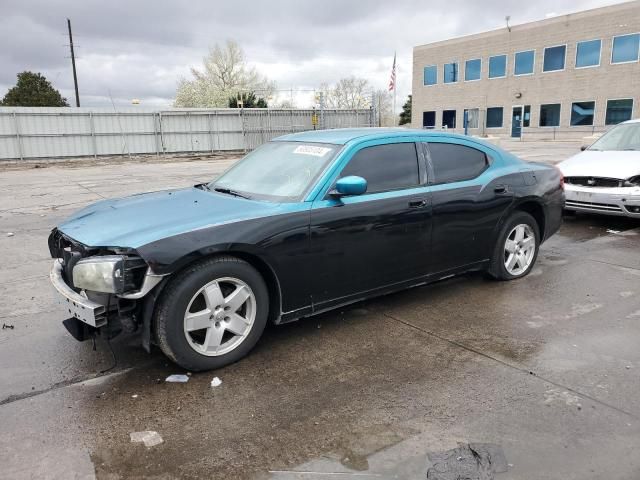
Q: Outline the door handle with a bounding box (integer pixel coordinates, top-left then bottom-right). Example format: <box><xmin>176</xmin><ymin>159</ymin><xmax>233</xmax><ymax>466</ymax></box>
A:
<box><xmin>409</xmin><ymin>199</ymin><xmax>428</xmax><ymax>208</ymax></box>
<box><xmin>494</xmin><ymin>185</ymin><xmax>509</xmax><ymax>194</ymax></box>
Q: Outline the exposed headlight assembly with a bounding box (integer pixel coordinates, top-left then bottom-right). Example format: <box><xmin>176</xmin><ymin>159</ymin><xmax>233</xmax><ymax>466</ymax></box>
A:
<box><xmin>623</xmin><ymin>176</ymin><xmax>640</xmax><ymax>187</ymax></box>
<box><xmin>72</xmin><ymin>255</ymin><xmax>146</xmax><ymax>293</ymax></box>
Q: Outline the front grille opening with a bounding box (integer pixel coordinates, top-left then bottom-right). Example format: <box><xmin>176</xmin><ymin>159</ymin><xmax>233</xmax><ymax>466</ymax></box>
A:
<box><xmin>565</xmin><ymin>176</ymin><xmax>622</xmax><ymax>188</ymax></box>
<box><xmin>565</xmin><ymin>200</ymin><xmax>623</xmax><ymax>212</ymax></box>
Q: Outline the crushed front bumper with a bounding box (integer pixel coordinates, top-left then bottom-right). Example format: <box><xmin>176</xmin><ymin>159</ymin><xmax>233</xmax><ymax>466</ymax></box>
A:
<box><xmin>564</xmin><ymin>184</ymin><xmax>640</xmax><ymax>218</ymax></box>
<box><xmin>50</xmin><ymin>260</ymin><xmax>107</xmax><ymax>328</ymax></box>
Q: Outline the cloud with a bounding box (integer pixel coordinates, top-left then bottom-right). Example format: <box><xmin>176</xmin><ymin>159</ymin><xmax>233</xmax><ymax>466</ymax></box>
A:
<box><xmin>0</xmin><ymin>0</ymin><xmax>624</xmax><ymax>108</ymax></box>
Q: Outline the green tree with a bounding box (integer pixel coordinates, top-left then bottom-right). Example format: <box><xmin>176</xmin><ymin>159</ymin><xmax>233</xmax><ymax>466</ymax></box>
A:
<box><xmin>1</xmin><ymin>72</ymin><xmax>69</xmax><ymax>107</ymax></box>
<box><xmin>398</xmin><ymin>95</ymin><xmax>411</xmax><ymax>125</ymax></box>
<box><xmin>228</xmin><ymin>92</ymin><xmax>268</xmax><ymax>108</ymax></box>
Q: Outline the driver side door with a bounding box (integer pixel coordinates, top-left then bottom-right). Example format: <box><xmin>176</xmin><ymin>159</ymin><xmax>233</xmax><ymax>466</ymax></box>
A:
<box><xmin>307</xmin><ymin>140</ymin><xmax>432</xmax><ymax>310</ymax></box>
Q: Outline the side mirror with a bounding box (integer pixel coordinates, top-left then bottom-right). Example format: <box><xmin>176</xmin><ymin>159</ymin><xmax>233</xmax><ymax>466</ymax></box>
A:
<box><xmin>332</xmin><ymin>176</ymin><xmax>368</xmax><ymax>197</ymax></box>
<box><xmin>580</xmin><ymin>145</ymin><xmax>588</xmax><ymax>151</ymax></box>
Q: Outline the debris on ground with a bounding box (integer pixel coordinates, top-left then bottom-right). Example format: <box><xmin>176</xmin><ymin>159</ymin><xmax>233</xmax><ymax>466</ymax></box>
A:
<box><xmin>165</xmin><ymin>374</ymin><xmax>189</xmax><ymax>383</ymax></box>
<box><xmin>544</xmin><ymin>388</ymin><xmax>582</xmax><ymax>408</ymax></box>
<box><xmin>6</xmin><ymin>232</ymin><xmax>14</xmax><ymax>237</ymax></box>
<box><xmin>607</xmin><ymin>229</ymin><xmax>621</xmax><ymax>234</ymax></box>
<box><xmin>2</xmin><ymin>323</ymin><xmax>15</xmax><ymax>330</ymax></box>
<box><xmin>131</xmin><ymin>394</ymin><xmax>138</xmax><ymax>398</ymax></box>
<box><xmin>426</xmin><ymin>443</ymin><xmax>508</xmax><ymax>480</ymax></box>
<box><xmin>130</xmin><ymin>431</ymin><xmax>163</xmax><ymax>447</ymax></box>
<box><xmin>210</xmin><ymin>377</ymin><xmax>222</xmax><ymax>387</ymax></box>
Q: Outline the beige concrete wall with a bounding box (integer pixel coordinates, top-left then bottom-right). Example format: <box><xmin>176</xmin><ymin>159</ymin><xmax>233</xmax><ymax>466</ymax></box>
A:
<box><xmin>411</xmin><ymin>1</ymin><xmax>640</xmax><ymax>137</ymax></box>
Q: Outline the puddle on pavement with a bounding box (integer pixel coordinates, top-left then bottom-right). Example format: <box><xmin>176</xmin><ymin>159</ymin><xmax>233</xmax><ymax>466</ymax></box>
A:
<box><xmin>558</xmin><ymin>214</ymin><xmax>639</xmax><ymax>243</ymax></box>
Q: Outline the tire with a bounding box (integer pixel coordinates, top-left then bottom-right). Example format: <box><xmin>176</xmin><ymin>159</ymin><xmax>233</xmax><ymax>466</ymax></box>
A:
<box><xmin>154</xmin><ymin>255</ymin><xmax>269</xmax><ymax>371</ymax></box>
<box><xmin>488</xmin><ymin>211</ymin><xmax>540</xmax><ymax>281</ymax></box>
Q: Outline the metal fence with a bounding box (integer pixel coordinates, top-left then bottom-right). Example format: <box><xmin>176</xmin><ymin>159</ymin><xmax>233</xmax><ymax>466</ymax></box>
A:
<box><xmin>0</xmin><ymin>107</ymin><xmax>374</xmax><ymax>160</ymax></box>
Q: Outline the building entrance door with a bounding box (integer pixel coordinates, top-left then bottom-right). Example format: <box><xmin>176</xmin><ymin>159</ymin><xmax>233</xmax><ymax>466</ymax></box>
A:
<box><xmin>511</xmin><ymin>106</ymin><xmax>523</xmax><ymax>138</ymax></box>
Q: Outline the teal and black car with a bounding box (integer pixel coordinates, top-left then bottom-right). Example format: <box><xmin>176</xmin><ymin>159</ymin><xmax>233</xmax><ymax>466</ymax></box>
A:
<box><xmin>49</xmin><ymin>128</ymin><xmax>564</xmax><ymax>371</ymax></box>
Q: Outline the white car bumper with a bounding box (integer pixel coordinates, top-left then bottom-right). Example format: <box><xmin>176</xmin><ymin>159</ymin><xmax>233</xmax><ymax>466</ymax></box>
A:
<box><xmin>564</xmin><ymin>184</ymin><xmax>640</xmax><ymax>217</ymax></box>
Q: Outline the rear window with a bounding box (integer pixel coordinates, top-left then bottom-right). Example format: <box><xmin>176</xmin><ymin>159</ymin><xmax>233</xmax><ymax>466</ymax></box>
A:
<box><xmin>427</xmin><ymin>143</ymin><xmax>488</xmax><ymax>184</ymax></box>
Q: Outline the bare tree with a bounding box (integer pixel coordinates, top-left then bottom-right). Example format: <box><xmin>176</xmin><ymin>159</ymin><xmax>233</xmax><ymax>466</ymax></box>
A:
<box><xmin>174</xmin><ymin>40</ymin><xmax>276</xmax><ymax>107</ymax></box>
<box><xmin>372</xmin><ymin>89</ymin><xmax>394</xmax><ymax>126</ymax></box>
<box><xmin>321</xmin><ymin>77</ymin><xmax>371</xmax><ymax>109</ymax></box>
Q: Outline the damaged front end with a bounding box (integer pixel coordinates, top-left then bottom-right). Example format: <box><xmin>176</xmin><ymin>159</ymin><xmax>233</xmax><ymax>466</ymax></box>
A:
<box><xmin>48</xmin><ymin>228</ymin><xmax>166</xmax><ymax>349</ymax></box>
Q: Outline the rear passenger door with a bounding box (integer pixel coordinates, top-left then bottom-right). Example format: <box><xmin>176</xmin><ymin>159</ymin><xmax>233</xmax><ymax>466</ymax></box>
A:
<box><xmin>424</xmin><ymin>140</ymin><xmax>513</xmax><ymax>274</ymax></box>
<box><xmin>309</xmin><ymin>141</ymin><xmax>431</xmax><ymax>308</ymax></box>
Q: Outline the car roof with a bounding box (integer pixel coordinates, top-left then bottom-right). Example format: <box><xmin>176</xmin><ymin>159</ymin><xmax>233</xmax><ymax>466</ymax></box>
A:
<box><xmin>273</xmin><ymin>127</ymin><xmax>470</xmax><ymax>145</ymax></box>
<box><xmin>622</xmin><ymin>118</ymin><xmax>640</xmax><ymax>124</ymax></box>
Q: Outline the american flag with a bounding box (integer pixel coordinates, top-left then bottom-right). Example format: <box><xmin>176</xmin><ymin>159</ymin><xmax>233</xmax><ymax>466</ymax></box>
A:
<box><xmin>388</xmin><ymin>53</ymin><xmax>396</xmax><ymax>92</ymax></box>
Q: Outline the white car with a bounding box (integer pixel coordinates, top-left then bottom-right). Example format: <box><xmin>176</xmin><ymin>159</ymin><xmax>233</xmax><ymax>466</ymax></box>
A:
<box><xmin>558</xmin><ymin>119</ymin><xmax>640</xmax><ymax>218</ymax></box>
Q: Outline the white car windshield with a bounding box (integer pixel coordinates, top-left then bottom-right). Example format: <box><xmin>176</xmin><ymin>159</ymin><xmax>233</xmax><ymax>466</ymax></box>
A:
<box><xmin>589</xmin><ymin>122</ymin><xmax>640</xmax><ymax>152</ymax></box>
<box><xmin>209</xmin><ymin>141</ymin><xmax>339</xmax><ymax>202</ymax></box>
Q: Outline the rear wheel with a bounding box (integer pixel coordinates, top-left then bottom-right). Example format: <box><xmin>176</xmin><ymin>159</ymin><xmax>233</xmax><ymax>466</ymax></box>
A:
<box><xmin>154</xmin><ymin>256</ymin><xmax>268</xmax><ymax>371</ymax></box>
<box><xmin>489</xmin><ymin>211</ymin><xmax>540</xmax><ymax>280</ymax></box>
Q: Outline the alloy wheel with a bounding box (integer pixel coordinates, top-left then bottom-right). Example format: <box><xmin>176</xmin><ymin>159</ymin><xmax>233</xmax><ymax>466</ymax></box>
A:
<box><xmin>504</xmin><ymin>224</ymin><xmax>536</xmax><ymax>276</ymax></box>
<box><xmin>183</xmin><ymin>277</ymin><xmax>256</xmax><ymax>356</ymax></box>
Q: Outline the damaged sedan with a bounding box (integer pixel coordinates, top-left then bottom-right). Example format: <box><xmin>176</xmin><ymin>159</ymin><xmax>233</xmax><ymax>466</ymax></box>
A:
<box><xmin>49</xmin><ymin>128</ymin><xmax>564</xmax><ymax>371</ymax></box>
<box><xmin>559</xmin><ymin>119</ymin><xmax>640</xmax><ymax>217</ymax></box>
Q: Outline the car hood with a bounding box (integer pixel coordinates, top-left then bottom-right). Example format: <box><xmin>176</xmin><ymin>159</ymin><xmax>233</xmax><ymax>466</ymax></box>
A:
<box><xmin>57</xmin><ymin>187</ymin><xmax>302</xmax><ymax>248</ymax></box>
<box><xmin>558</xmin><ymin>150</ymin><xmax>640</xmax><ymax>179</ymax></box>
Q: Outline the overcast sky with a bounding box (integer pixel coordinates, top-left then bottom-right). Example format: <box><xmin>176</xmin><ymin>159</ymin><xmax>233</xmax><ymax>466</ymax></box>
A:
<box><xmin>0</xmin><ymin>0</ymin><xmax>627</xmax><ymax>109</ymax></box>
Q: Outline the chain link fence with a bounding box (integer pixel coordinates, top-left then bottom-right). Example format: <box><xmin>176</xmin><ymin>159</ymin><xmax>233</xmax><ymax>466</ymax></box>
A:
<box><xmin>0</xmin><ymin>107</ymin><xmax>375</xmax><ymax>161</ymax></box>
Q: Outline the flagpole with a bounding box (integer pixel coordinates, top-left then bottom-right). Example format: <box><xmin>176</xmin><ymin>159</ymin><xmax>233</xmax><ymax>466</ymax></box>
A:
<box><xmin>393</xmin><ymin>63</ymin><xmax>397</xmax><ymax>126</ymax></box>
<box><xmin>389</xmin><ymin>51</ymin><xmax>397</xmax><ymax>126</ymax></box>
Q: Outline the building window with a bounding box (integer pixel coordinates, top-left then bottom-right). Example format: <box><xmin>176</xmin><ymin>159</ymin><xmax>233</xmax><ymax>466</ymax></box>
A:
<box><xmin>543</xmin><ymin>45</ymin><xmax>566</xmax><ymax>71</ymax></box>
<box><xmin>442</xmin><ymin>110</ymin><xmax>456</xmax><ymax>128</ymax></box>
<box><xmin>424</xmin><ymin>65</ymin><xmax>437</xmax><ymax>86</ymax></box>
<box><xmin>523</xmin><ymin>105</ymin><xmax>531</xmax><ymax>127</ymax></box>
<box><xmin>464</xmin><ymin>108</ymin><xmax>479</xmax><ymax>129</ymax></box>
<box><xmin>488</xmin><ymin>55</ymin><xmax>506</xmax><ymax>78</ymax></box>
<box><xmin>443</xmin><ymin>63</ymin><xmax>458</xmax><ymax>83</ymax></box>
<box><xmin>605</xmin><ymin>99</ymin><xmax>633</xmax><ymax>125</ymax></box>
<box><xmin>486</xmin><ymin>107</ymin><xmax>503</xmax><ymax>128</ymax></box>
<box><xmin>570</xmin><ymin>101</ymin><xmax>595</xmax><ymax>126</ymax></box>
<box><xmin>465</xmin><ymin>59</ymin><xmax>481</xmax><ymax>81</ymax></box>
<box><xmin>575</xmin><ymin>39</ymin><xmax>601</xmax><ymax>68</ymax></box>
<box><xmin>423</xmin><ymin>111</ymin><xmax>436</xmax><ymax>129</ymax></box>
<box><xmin>514</xmin><ymin>50</ymin><xmax>535</xmax><ymax>75</ymax></box>
<box><xmin>611</xmin><ymin>33</ymin><xmax>640</xmax><ymax>63</ymax></box>
<box><xmin>539</xmin><ymin>104</ymin><xmax>561</xmax><ymax>127</ymax></box>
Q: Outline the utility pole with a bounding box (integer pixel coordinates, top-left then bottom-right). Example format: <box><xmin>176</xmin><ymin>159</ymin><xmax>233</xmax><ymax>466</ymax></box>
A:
<box><xmin>67</xmin><ymin>18</ymin><xmax>80</xmax><ymax>107</ymax></box>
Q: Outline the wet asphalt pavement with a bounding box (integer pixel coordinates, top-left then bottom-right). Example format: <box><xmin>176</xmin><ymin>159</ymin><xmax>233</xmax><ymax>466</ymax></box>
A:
<box><xmin>1</xmin><ymin>142</ymin><xmax>639</xmax><ymax>479</ymax></box>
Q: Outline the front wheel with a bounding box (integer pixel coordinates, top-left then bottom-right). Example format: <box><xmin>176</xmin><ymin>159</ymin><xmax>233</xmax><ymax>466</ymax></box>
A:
<box><xmin>489</xmin><ymin>211</ymin><xmax>540</xmax><ymax>281</ymax></box>
<box><xmin>154</xmin><ymin>256</ymin><xmax>269</xmax><ymax>371</ymax></box>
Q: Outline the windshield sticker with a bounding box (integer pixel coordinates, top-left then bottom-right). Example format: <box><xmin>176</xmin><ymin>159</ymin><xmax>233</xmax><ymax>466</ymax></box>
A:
<box><xmin>293</xmin><ymin>145</ymin><xmax>332</xmax><ymax>157</ymax></box>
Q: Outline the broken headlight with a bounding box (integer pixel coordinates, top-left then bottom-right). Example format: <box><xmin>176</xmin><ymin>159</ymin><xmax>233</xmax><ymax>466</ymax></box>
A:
<box><xmin>72</xmin><ymin>255</ymin><xmax>146</xmax><ymax>294</ymax></box>
<box><xmin>623</xmin><ymin>176</ymin><xmax>640</xmax><ymax>187</ymax></box>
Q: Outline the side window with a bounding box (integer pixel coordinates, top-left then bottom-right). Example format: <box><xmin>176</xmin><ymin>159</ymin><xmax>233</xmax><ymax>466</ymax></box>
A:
<box><xmin>427</xmin><ymin>143</ymin><xmax>488</xmax><ymax>184</ymax></box>
<box><xmin>340</xmin><ymin>143</ymin><xmax>420</xmax><ymax>194</ymax></box>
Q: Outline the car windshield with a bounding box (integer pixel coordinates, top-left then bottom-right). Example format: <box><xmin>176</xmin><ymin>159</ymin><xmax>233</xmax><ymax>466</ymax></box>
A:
<box><xmin>589</xmin><ymin>123</ymin><xmax>640</xmax><ymax>152</ymax></box>
<box><xmin>208</xmin><ymin>141</ymin><xmax>339</xmax><ymax>202</ymax></box>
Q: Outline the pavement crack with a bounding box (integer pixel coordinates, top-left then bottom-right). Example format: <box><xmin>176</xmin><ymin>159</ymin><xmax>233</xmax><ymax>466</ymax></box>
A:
<box><xmin>74</xmin><ymin>182</ymin><xmax>107</xmax><ymax>199</ymax></box>
<box><xmin>0</xmin><ymin>367</ymin><xmax>134</xmax><ymax>407</ymax></box>
<box><xmin>585</xmin><ymin>258</ymin><xmax>640</xmax><ymax>272</ymax></box>
<box><xmin>383</xmin><ymin>312</ymin><xmax>638</xmax><ymax>420</ymax></box>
